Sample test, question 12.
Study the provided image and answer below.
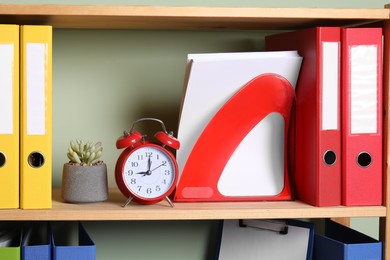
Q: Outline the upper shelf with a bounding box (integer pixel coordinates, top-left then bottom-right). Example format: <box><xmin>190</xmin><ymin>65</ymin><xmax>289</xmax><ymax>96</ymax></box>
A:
<box><xmin>0</xmin><ymin>4</ymin><xmax>388</xmax><ymax>30</ymax></box>
<box><xmin>0</xmin><ymin>189</ymin><xmax>385</xmax><ymax>221</ymax></box>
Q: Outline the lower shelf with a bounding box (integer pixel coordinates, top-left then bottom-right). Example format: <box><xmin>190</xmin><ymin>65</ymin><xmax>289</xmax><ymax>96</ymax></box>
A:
<box><xmin>0</xmin><ymin>189</ymin><xmax>386</xmax><ymax>221</ymax></box>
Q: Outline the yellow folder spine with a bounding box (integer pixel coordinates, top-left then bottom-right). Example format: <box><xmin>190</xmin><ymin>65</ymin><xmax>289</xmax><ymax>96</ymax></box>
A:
<box><xmin>20</xmin><ymin>25</ymin><xmax>52</xmax><ymax>209</ymax></box>
<box><xmin>0</xmin><ymin>25</ymin><xmax>19</xmax><ymax>209</ymax></box>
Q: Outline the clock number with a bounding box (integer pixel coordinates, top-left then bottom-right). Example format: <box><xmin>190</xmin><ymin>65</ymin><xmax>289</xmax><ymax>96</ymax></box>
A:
<box><xmin>131</xmin><ymin>162</ymin><xmax>139</xmax><ymax>167</ymax></box>
<box><xmin>127</xmin><ymin>170</ymin><xmax>133</xmax><ymax>176</ymax></box>
<box><xmin>131</xmin><ymin>178</ymin><xmax>136</xmax><ymax>184</ymax></box>
<box><xmin>156</xmin><ymin>185</ymin><xmax>161</xmax><ymax>192</ymax></box>
<box><xmin>137</xmin><ymin>186</ymin><xmax>142</xmax><ymax>192</ymax></box>
<box><xmin>145</xmin><ymin>152</ymin><xmax>153</xmax><ymax>158</ymax></box>
<box><xmin>162</xmin><ymin>161</ymin><xmax>167</xmax><ymax>166</ymax></box>
<box><xmin>165</xmin><ymin>170</ymin><xmax>170</xmax><ymax>175</ymax></box>
<box><xmin>147</xmin><ymin>188</ymin><xmax>152</xmax><ymax>194</ymax></box>
<box><xmin>137</xmin><ymin>155</ymin><xmax>144</xmax><ymax>160</ymax></box>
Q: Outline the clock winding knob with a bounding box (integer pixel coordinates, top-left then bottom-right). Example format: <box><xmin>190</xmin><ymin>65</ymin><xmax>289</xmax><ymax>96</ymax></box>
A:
<box><xmin>154</xmin><ymin>131</ymin><xmax>180</xmax><ymax>150</ymax></box>
<box><xmin>116</xmin><ymin>131</ymin><xmax>143</xmax><ymax>149</ymax></box>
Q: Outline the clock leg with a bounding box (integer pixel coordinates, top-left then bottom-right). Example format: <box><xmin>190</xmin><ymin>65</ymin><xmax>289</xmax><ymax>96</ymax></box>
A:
<box><xmin>165</xmin><ymin>196</ymin><xmax>174</xmax><ymax>208</ymax></box>
<box><xmin>122</xmin><ymin>196</ymin><xmax>134</xmax><ymax>208</ymax></box>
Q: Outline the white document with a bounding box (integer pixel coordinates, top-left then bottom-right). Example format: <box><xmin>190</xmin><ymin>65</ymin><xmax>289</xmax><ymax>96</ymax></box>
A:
<box><xmin>217</xmin><ymin>220</ymin><xmax>311</xmax><ymax>260</ymax></box>
<box><xmin>177</xmin><ymin>51</ymin><xmax>302</xmax><ymax>197</ymax></box>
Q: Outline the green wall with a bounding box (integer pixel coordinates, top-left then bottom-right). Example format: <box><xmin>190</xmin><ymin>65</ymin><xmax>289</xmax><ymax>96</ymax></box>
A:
<box><xmin>2</xmin><ymin>0</ymin><xmax>388</xmax><ymax>259</ymax></box>
<box><xmin>52</xmin><ymin>29</ymin><xmax>270</xmax><ymax>189</ymax></box>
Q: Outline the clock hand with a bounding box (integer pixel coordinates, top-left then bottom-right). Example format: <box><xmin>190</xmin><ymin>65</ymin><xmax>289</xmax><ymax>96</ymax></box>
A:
<box><xmin>135</xmin><ymin>158</ymin><xmax>153</xmax><ymax>176</ymax></box>
<box><xmin>134</xmin><ymin>166</ymin><xmax>158</xmax><ymax>177</ymax></box>
<box><xmin>150</xmin><ymin>163</ymin><xmax>165</xmax><ymax>172</ymax></box>
<box><xmin>135</xmin><ymin>171</ymin><xmax>148</xmax><ymax>176</ymax></box>
<box><xmin>148</xmin><ymin>157</ymin><xmax>152</xmax><ymax>171</ymax></box>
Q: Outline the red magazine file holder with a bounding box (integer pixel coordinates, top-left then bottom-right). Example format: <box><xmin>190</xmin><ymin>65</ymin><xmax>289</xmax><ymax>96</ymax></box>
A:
<box><xmin>175</xmin><ymin>73</ymin><xmax>295</xmax><ymax>202</ymax></box>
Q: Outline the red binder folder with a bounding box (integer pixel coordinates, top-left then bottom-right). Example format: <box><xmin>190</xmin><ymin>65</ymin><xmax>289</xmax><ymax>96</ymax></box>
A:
<box><xmin>266</xmin><ymin>27</ymin><xmax>342</xmax><ymax>206</ymax></box>
<box><xmin>341</xmin><ymin>27</ymin><xmax>383</xmax><ymax>206</ymax></box>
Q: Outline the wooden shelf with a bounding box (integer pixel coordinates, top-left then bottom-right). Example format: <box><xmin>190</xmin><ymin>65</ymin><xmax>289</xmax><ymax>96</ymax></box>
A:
<box><xmin>0</xmin><ymin>189</ymin><xmax>385</xmax><ymax>221</ymax></box>
<box><xmin>0</xmin><ymin>4</ymin><xmax>388</xmax><ymax>30</ymax></box>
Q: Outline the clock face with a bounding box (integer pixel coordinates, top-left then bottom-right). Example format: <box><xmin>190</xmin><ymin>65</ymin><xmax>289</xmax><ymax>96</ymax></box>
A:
<box><xmin>122</xmin><ymin>145</ymin><xmax>176</xmax><ymax>200</ymax></box>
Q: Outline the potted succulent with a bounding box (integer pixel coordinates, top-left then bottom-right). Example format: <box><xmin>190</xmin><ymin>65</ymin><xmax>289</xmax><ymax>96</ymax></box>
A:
<box><xmin>61</xmin><ymin>139</ymin><xmax>108</xmax><ymax>203</ymax></box>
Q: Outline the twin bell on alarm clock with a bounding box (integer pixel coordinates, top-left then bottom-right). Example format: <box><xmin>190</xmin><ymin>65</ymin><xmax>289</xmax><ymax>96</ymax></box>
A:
<box><xmin>115</xmin><ymin>118</ymin><xmax>180</xmax><ymax>207</ymax></box>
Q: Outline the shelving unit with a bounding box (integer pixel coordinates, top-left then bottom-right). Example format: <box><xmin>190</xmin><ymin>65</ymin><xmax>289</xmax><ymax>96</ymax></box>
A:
<box><xmin>0</xmin><ymin>3</ymin><xmax>389</xmax><ymax>259</ymax></box>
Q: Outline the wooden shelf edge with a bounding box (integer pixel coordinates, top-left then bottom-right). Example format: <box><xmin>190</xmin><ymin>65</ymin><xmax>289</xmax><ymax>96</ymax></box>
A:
<box><xmin>0</xmin><ymin>189</ymin><xmax>385</xmax><ymax>221</ymax></box>
<box><xmin>0</xmin><ymin>4</ymin><xmax>387</xmax><ymax>18</ymax></box>
<box><xmin>0</xmin><ymin>4</ymin><xmax>388</xmax><ymax>29</ymax></box>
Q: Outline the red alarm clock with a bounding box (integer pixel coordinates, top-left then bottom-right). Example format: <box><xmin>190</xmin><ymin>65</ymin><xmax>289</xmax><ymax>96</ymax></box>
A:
<box><xmin>115</xmin><ymin>118</ymin><xmax>180</xmax><ymax>207</ymax></box>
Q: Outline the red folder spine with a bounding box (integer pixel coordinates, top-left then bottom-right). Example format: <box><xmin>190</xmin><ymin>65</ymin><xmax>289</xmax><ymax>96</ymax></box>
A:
<box><xmin>341</xmin><ymin>27</ymin><xmax>383</xmax><ymax>206</ymax></box>
<box><xmin>266</xmin><ymin>27</ymin><xmax>341</xmax><ymax>206</ymax></box>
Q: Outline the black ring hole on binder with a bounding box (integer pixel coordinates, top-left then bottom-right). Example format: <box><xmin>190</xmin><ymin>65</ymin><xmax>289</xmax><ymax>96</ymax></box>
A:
<box><xmin>323</xmin><ymin>150</ymin><xmax>337</xmax><ymax>166</ymax></box>
<box><xmin>28</xmin><ymin>152</ymin><xmax>45</xmax><ymax>168</ymax></box>
<box><xmin>0</xmin><ymin>152</ymin><xmax>6</xmax><ymax>168</ymax></box>
<box><xmin>357</xmin><ymin>152</ymin><xmax>372</xmax><ymax>168</ymax></box>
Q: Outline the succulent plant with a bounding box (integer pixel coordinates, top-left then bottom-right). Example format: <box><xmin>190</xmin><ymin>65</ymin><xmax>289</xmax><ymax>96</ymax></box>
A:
<box><xmin>67</xmin><ymin>139</ymin><xmax>103</xmax><ymax>166</ymax></box>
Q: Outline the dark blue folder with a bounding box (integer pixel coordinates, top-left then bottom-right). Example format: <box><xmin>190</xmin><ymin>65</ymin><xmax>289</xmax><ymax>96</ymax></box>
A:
<box><xmin>314</xmin><ymin>219</ymin><xmax>382</xmax><ymax>260</ymax></box>
<box><xmin>22</xmin><ymin>222</ymin><xmax>51</xmax><ymax>260</ymax></box>
<box><xmin>52</xmin><ymin>222</ymin><xmax>95</xmax><ymax>260</ymax></box>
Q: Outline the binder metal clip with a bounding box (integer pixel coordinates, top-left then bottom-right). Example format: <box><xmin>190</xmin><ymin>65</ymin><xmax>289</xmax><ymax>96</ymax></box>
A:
<box><xmin>239</xmin><ymin>219</ymin><xmax>289</xmax><ymax>235</ymax></box>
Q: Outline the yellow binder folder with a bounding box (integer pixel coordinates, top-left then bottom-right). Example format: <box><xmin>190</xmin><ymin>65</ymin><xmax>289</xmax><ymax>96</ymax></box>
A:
<box><xmin>0</xmin><ymin>25</ymin><xmax>19</xmax><ymax>209</ymax></box>
<box><xmin>20</xmin><ymin>25</ymin><xmax>52</xmax><ymax>209</ymax></box>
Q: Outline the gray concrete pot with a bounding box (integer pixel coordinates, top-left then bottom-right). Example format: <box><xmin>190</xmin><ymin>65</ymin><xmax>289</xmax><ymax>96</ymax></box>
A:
<box><xmin>61</xmin><ymin>163</ymin><xmax>108</xmax><ymax>203</ymax></box>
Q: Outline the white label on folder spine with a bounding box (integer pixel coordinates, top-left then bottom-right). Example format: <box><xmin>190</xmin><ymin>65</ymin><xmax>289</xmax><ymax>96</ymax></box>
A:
<box><xmin>350</xmin><ymin>45</ymin><xmax>378</xmax><ymax>134</ymax></box>
<box><xmin>321</xmin><ymin>42</ymin><xmax>339</xmax><ymax>130</ymax></box>
<box><xmin>0</xmin><ymin>44</ymin><xmax>14</xmax><ymax>134</ymax></box>
<box><xmin>27</xmin><ymin>43</ymin><xmax>46</xmax><ymax>135</ymax></box>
